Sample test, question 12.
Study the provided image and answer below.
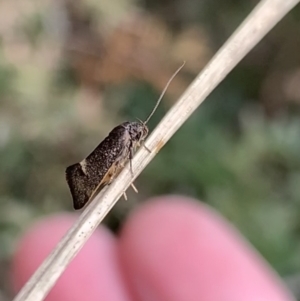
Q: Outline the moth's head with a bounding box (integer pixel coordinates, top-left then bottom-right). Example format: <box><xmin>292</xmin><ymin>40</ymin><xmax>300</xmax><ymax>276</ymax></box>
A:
<box><xmin>139</xmin><ymin>122</ymin><xmax>149</xmax><ymax>141</ymax></box>
<box><xmin>128</xmin><ymin>121</ymin><xmax>149</xmax><ymax>142</ymax></box>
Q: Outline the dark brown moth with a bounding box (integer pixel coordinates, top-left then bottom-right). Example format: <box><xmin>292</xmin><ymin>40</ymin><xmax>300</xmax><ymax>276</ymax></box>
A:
<box><xmin>66</xmin><ymin>63</ymin><xmax>184</xmax><ymax>210</ymax></box>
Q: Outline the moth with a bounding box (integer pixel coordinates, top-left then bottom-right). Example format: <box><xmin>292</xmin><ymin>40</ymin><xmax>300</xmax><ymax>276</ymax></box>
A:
<box><xmin>66</xmin><ymin>63</ymin><xmax>184</xmax><ymax>210</ymax></box>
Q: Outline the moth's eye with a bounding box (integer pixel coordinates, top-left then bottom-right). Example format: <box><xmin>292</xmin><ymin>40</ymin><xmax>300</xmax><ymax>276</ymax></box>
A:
<box><xmin>136</xmin><ymin>132</ymin><xmax>141</xmax><ymax>140</ymax></box>
<box><xmin>142</xmin><ymin>127</ymin><xmax>148</xmax><ymax>138</ymax></box>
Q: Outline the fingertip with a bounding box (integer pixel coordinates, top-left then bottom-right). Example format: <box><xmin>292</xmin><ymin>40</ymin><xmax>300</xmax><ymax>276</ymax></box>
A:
<box><xmin>11</xmin><ymin>213</ymin><xmax>79</xmax><ymax>293</ymax></box>
<box><xmin>12</xmin><ymin>213</ymin><xmax>131</xmax><ymax>301</ymax></box>
<box><xmin>119</xmin><ymin>195</ymin><xmax>294</xmax><ymax>301</ymax></box>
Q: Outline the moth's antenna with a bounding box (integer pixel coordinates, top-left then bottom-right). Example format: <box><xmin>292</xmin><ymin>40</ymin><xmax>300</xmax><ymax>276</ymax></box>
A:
<box><xmin>144</xmin><ymin>61</ymin><xmax>185</xmax><ymax>124</ymax></box>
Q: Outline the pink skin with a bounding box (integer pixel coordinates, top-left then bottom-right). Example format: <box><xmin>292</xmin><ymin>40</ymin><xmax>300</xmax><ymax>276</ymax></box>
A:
<box><xmin>11</xmin><ymin>196</ymin><xmax>295</xmax><ymax>301</ymax></box>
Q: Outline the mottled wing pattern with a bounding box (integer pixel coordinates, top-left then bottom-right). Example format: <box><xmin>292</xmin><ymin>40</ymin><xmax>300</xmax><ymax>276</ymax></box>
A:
<box><xmin>66</xmin><ymin>124</ymin><xmax>131</xmax><ymax>209</ymax></box>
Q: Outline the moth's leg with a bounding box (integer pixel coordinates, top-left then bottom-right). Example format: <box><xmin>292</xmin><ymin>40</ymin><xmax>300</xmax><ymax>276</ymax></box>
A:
<box><xmin>130</xmin><ymin>183</ymin><xmax>138</xmax><ymax>193</ymax></box>
<box><xmin>121</xmin><ymin>184</ymin><xmax>137</xmax><ymax>201</ymax></box>
<box><xmin>124</xmin><ymin>144</ymin><xmax>139</xmax><ymax>198</ymax></box>
<box><xmin>142</xmin><ymin>142</ymin><xmax>151</xmax><ymax>153</ymax></box>
<box><xmin>129</xmin><ymin>144</ymin><xmax>134</xmax><ymax>177</ymax></box>
<box><xmin>136</xmin><ymin>140</ymin><xmax>151</xmax><ymax>153</ymax></box>
<box><xmin>127</xmin><ymin>147</ymin><xmax>138</xmax><ymax>194</ymax></box>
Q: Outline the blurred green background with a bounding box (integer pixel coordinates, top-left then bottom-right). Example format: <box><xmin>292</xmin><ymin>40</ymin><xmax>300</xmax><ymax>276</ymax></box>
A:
<box><xmin>1</xmin><ymin>0</ymin><xmax>300</xmax><ymax>299</ymax></box>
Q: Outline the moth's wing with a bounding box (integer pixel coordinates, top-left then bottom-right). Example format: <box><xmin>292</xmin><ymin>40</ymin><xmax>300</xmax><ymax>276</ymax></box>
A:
<box><xmin>87</xmin><ymin>136</ymin><xmax>133</xmax><ymax>205</ymax></box>
<box><xmin>87</xmin><ymin>160</ymin><xmax>119</xmax><ymax>204</ymax></box>
<box><xmin>66</xmin><ymin>125</ymin><xmax>131</xmax><ymax>210</ymax></box>
<box><xmin>66</xmin><ymin>162</ymin><xmax>116</xmax><ymax>210</ymax></box>
<box><xmin>66</xmin><ymin>163</ymin><xmax>93</xmax><ymax>210</ymax></box>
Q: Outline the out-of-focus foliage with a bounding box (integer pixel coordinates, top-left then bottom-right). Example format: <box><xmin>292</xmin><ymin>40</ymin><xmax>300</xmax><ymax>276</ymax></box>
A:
<box><xmin>0</xmin><ymin>0</ymin><xmax>300</xmax><ymax>299</ymax></box>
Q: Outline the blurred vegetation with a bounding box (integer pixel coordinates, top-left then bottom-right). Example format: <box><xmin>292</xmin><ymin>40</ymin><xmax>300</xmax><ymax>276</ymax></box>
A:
<box><xmin>0</xmin><ymin>0</ymin><xmax>300</xmax><ymax>299</ymax></box>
